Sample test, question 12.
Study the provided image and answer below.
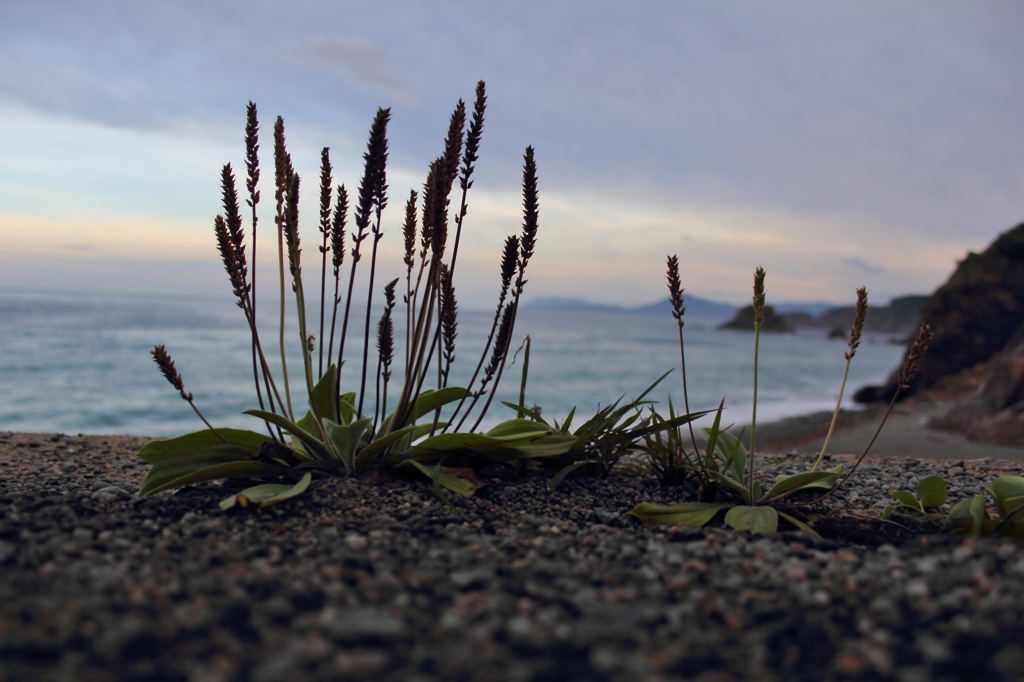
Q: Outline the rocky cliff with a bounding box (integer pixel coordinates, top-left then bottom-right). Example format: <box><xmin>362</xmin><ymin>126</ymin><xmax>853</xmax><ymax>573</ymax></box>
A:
<box><xmin>856</xmin><ymin>221</ymin><xmax>1024</xmax><ymax>403</ymax></box>
<box><xmin>781</xmin><ymin>295</ymin><xmax>925</xmax><ymax>336</ymax></box>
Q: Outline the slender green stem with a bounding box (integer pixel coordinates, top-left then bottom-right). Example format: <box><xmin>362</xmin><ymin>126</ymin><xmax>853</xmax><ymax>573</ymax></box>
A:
<box><xmin>749</xmin><ymin>319</ymin><xmax>761</xmax><ymax>502</ymax></box>
<box><xmin>677</xmin><ymin>324</ymin><xmax>701</xmax><ymax>456</ymax></box>
<box><xmin>812</xmin><ymin>358</ymin><xmax>852</xmax><ymax>472</ymax></box>
<box><xmin>277</xmin><ymin>216</ymin><xmax>293</xmax><ymax>420</ymax></box>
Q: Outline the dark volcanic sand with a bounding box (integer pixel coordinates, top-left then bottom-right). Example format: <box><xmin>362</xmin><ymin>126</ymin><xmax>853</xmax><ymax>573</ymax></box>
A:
<box><xmin>2</xmin><ymin>431</ymin><xmax>1024</xmax><ymax>682</ymax></box>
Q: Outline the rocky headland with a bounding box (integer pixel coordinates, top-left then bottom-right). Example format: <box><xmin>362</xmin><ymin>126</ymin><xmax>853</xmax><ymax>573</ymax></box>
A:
<box><xmin>850</xmin><ymin>222</ymin><xmax>1024</xmax><ymax>448</ymax></box>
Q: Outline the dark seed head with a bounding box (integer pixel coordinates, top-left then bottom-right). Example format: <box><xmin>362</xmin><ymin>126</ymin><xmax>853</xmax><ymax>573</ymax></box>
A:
<box><xmin>666</xmin><ymin>255</ymin><xmax>685</xmax><ymax>326</ymax></box>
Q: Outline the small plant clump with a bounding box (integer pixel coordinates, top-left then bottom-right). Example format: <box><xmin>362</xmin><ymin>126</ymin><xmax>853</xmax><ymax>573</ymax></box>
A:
<box><xmin>138</xmin><ymin>83</ymin><xmax>696</xmax><ymax>507</ymax></box>
<box><xmin>632</xmin><ymin>263</ymin><xmax>937</xmax><ymax>539</ymax></box>
<box><xmin>883</xmin><ymin>474</ymin><xmax>1024</xmax><ymax>539</ymax></box>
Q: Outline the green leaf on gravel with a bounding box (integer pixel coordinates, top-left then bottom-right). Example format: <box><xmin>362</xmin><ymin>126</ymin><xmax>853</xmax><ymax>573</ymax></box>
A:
<box><xmin>987</xmin><ymin>476</ymin><xmax>1024</xmax><ymax>519</ymax></box>
<box><xmin>916</xmin><ymin>476</ymin><xmax>947</xmax><ymax>508</ymax></box>
<box><xmin>628</xmin><ymin>502</ymin><xmax>731</xmax><ymax>527</ymax></box>
<box><xmin>137</xmin><ymin>428</ymin><xmax>270</xmax><ymax>464</ymax></box>
<box><xmin>761</xmin><ymin>469</ymin><xmax>841</xmax><ymax>502</ymax></box>
<box><xmin>892</xmin><ymin>490</ymin><xmax>924</xmax><ymax>513</ymax></box>
<box><xmin>724</xmin><ymin>505</ymin><xmax>778</xmax><ymax>535</ymax></box>
<box><xmin>401</xmin><ymin>460</ymin><xmax>483</xmax><ymax>498</ymax></box>
<box><xmin>219</xmin><ymin>473</ymin><xmax>312</xmax><ymax>510</ymax></box>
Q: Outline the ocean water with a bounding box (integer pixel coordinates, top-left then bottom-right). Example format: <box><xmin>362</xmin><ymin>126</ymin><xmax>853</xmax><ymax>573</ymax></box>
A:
<box><xmin>0</xmin><ymin>289</ymin><xmax>906</xmax><ymax>438</ymax></box>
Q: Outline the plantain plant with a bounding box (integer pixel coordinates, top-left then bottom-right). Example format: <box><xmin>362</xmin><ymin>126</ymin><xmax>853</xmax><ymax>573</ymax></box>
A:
<box><xmin>138</xmin><ymin>83</ymin><xmax>698</xmax><ymax>506</ymax></box>
<box><xmin>631</xmin><ymin>263</ymin><xmax>933</xmax><ymax>538</ymax></box>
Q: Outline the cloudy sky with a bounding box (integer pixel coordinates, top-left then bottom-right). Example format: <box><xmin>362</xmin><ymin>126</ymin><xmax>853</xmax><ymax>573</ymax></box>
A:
<box><xmin>1</xmin><ymin>1</ymin><xmax>1021</xmax><ymax>309</ymax></box>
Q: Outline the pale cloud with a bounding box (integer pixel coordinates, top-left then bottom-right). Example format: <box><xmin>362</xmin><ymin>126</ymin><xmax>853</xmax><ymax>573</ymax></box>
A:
<box><xmin>0</xmin><ymin>1</ymin><xmax>1021</xmax><ymax>310</ymax></box>
<box><xmin>294</xmin><ymin>38</ymin><xmax>415</xmax><ymax>104</ymax></box>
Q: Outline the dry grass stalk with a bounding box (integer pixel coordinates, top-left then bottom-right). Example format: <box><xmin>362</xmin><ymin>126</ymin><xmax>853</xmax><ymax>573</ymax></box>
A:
<box><xmin>273</xmin><ymin>117</ymin><xmax>295</xmax><ymax>419</ymax></box>
<box><xmin>374</xmin><ymin>278</ymin><xmax>399</xmax><ymax>433</ymax></box>
<box><xmin>748</xmin><ymin>266</ymin><xmax>767</xmax><ymax>500</ymax></box>
<box><xmin>325</xmin><ymin>184</ymin><xmax>348</xmax><ymax>380</ymax></box>
<box><xmin>666</xmin><ymin>254</ymin><xmax>700</xmax><ymax>455</ymax></box>
<box><xmin>825</xmin><ymin>322</ymin><xmax>933</xmax><ymax>497</ymax></box>
<box><xmin>317</xmin><ymin>147</ymin><xmax>333</xmax><ymax>377</ymax></box>
<box><xmin>812</xmin><ymin>287</ymin><xmax>868</xmax><ymax>472</ymax></box>
<box><xmin>356</xmin><ymin>108</ymin><xmax>392</xmax><ymax>418</ymax></box>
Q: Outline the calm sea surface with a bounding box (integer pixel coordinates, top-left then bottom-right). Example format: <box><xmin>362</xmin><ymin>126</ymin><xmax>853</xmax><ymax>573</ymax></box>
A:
<box><xmin>0</xmin><ymin>289</ymin><xmax>905</xmax><ymax>437</ymax></box>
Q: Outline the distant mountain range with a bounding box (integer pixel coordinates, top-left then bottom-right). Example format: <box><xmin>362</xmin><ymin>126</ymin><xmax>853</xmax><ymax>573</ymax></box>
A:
<box><xmin>523</xmin><ymin>296</ymin><xmax>735</xmax><ymax>322</ymax></box>
<box><xmin>524</xmin><ymin>295</ymin><xmax>926</xmax><ymax>332</ymax></box>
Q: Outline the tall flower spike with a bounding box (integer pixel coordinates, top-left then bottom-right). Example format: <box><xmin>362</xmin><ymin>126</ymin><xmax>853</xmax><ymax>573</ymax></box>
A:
<box><xmin>666</xmin><ymin>254</ymin><xmax>685</xmax><ymax>326</ymax></box>
<box><xmin>331</xmin><ymin>185</ymin><xmax>348</xmax><ymax>274</ymax></box>
<box><xmin>220</xmin><ymin>164</ymin><xmax>245</xmax><ymax>256</ymax></box>
<box><xmin>440</xmin><ymin>263</ymin><xmax>458</xmax><ymax>374</ymax></box>
<box><xmin>460</xmin><ymin>81</ymin><xmax>487</xmax><ymax>193</ymax></box>
<box><xmin>752</xmin><ymin>267</ymin><xmax>766</xmax><ymax>326</ymax></box>
<box><xmin>354</xmin><ymin>108</ymin><xmax>391</xmax><ymax>234</ymax></box>
<box><xmin>485</xmin><ymin>304</ymin><xmax>515</xmax><ymax>381</ymax></box>
<box><xmin>518</xmin><ymin>147</ymin><xmax>539</xmax><ymax>277</ymax></box>
<box><xmin>898</xmin><ymin>323</ymin><xmax>933</xmax><ymax>389</ymax></box>
<box><xmin>318</xmin><ymin>148</ymin><xmax>333</xmax><ymax>247</ymax></box>
<box><xmin>402</xmin><ymin>190</ymin><xmax>418</xmax><ymax>270</ymax></box>
<box><xmin>847</xmin><ymin>287</ymin><xmax>868</xmax><ymax>361</ymax></box>
<box><xmin>214</xmin><ymin>215</ymin><xmax>249</xmax><ymax>307</ymax></box>
<box><xmin>377</xmin><ymin>278</ymin><xmax>398</xmax><ymax>372</ymax></box>
<box><xmin>244</xmin><ymin>102</ymin><xmax>260</xmax><ymax>210</ymax></box>
<box><xmin>284</xmin><ymin>173</ymin><xmax>301</xmax><ymax>281</ymax></box>
<box><xmin>499</xmin><ymin>236</ymin><xmax>519</xmax><ymax>297</ymax></box>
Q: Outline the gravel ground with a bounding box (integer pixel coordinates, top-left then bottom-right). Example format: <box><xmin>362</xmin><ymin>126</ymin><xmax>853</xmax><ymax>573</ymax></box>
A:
<box><xmin>2</xmin><ymin>431</ymin><xmax>1024</xmax><ymax>682</ymax></box>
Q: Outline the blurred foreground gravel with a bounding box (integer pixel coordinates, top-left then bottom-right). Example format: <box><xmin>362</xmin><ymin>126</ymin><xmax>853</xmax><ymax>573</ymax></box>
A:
<box><xmin>2</xmin><ymin>431</ymin><xmax>1024</xmax><ymax>682</ymax></box>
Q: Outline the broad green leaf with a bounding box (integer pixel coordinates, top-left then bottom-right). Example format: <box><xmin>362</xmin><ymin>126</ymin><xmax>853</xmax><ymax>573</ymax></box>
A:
<box><xmin>219</xmin><ymin>473</ymin><xmax>312</xmax><ymax>510</ymax></box>
<box><xmin>137</xmin><ymin>428</ymin><xmax>270</xmax><ymax>464</ymax></box>
<box><xmin>628</xmin><ymin>502</ymin><xmax>731</xmax><ymax>527</ymax></box>
<box><xmin>356</xmin><ymin>423</ymin><xmax>434</xmax><ymax>462</ymax></box>
<box><xmin>761</xmin><ymin>470</ymin><xmax>842</xmax><ymax>502</ymax></box>
<box><xmin>948</xmin><ymin>495</ymin><xmax>989</xmax><ymax>537</ymax></box>
<box><xmin>481</xmin><ymin>433</ymin><xmax>578</xmax><ymax>459</ymax></box>
<box><xmin>338</xmin><ymin>392</ymin><xmax>358</xmax><ymax>424</ymax></box>
<box><xmin>916</xmin><ymin>476</ymin><xmax>948</xmax><ymax>508</ymax></box>
<box><xmin>1000</xmin><ymin>496</ymin><xmax>1024</xmax><ymax>521</ymax></box>
<box><xmin>413</xmin><ymin>387</ymin><xmax>470</xmax><ymax>420</ymax></box>
<box><xmin>987</xmin><ymin>476</ymin><xmax>1024</xmax><ymax>518</ymax></box>
<box><xmin>379</xmin><ymin>387</ymin><xmax>470</xmax><ymax>432</ymax></box>
<box><xmin>769</xmin><ymin>465</ymin><xmax>844</xmax><ymax>498</ymax></box>
<box><xmin>416</xmin><ymin>426</ymin><xmax>554</xmax><ymax>452</ymax></box>
<box><xmin>244</xmin><ymin>410</ymin><xmax>333</xmax><ymax>460</ymax></box>
<box><xmin>777</xmin><ymin>510</ymin><xmax>822</xmax><ymax>540</ymax></box>
<box><xmin>323</xmin><ymin>417</ymin><xmax>372</xmax><ymax>466</ymax></box>
<box><xmin>486</xmin><ymin>419</ymin><xmax>555</xmax><ymax>439</ymax></box>
<box><xmin>892</xmin><ymin>490</ymin><xmax>924</xmax><ymax>513</ymax></box>
<box><xmin>309</xmin><ymin>365</ymin><xmax>338</xmax><ymax>422</ymax></box>
<box><xmin>881</xmin><ymin>504</ymin><xmax>895</xmax><ymax>519</ymax></box>
<box><xmin>724</xmin><ymin>505</ymin><xmax>778</xmax><ymax>534</ymax></box>
<box><xmin>401</xmin><ymin>460</ymin><xmax>481</xmax><ymax>498</ymax></box>
<box><xmin>139</xmin><ymin>447</ymin><xmax>292</xmax><ymax>497</ymax></box>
